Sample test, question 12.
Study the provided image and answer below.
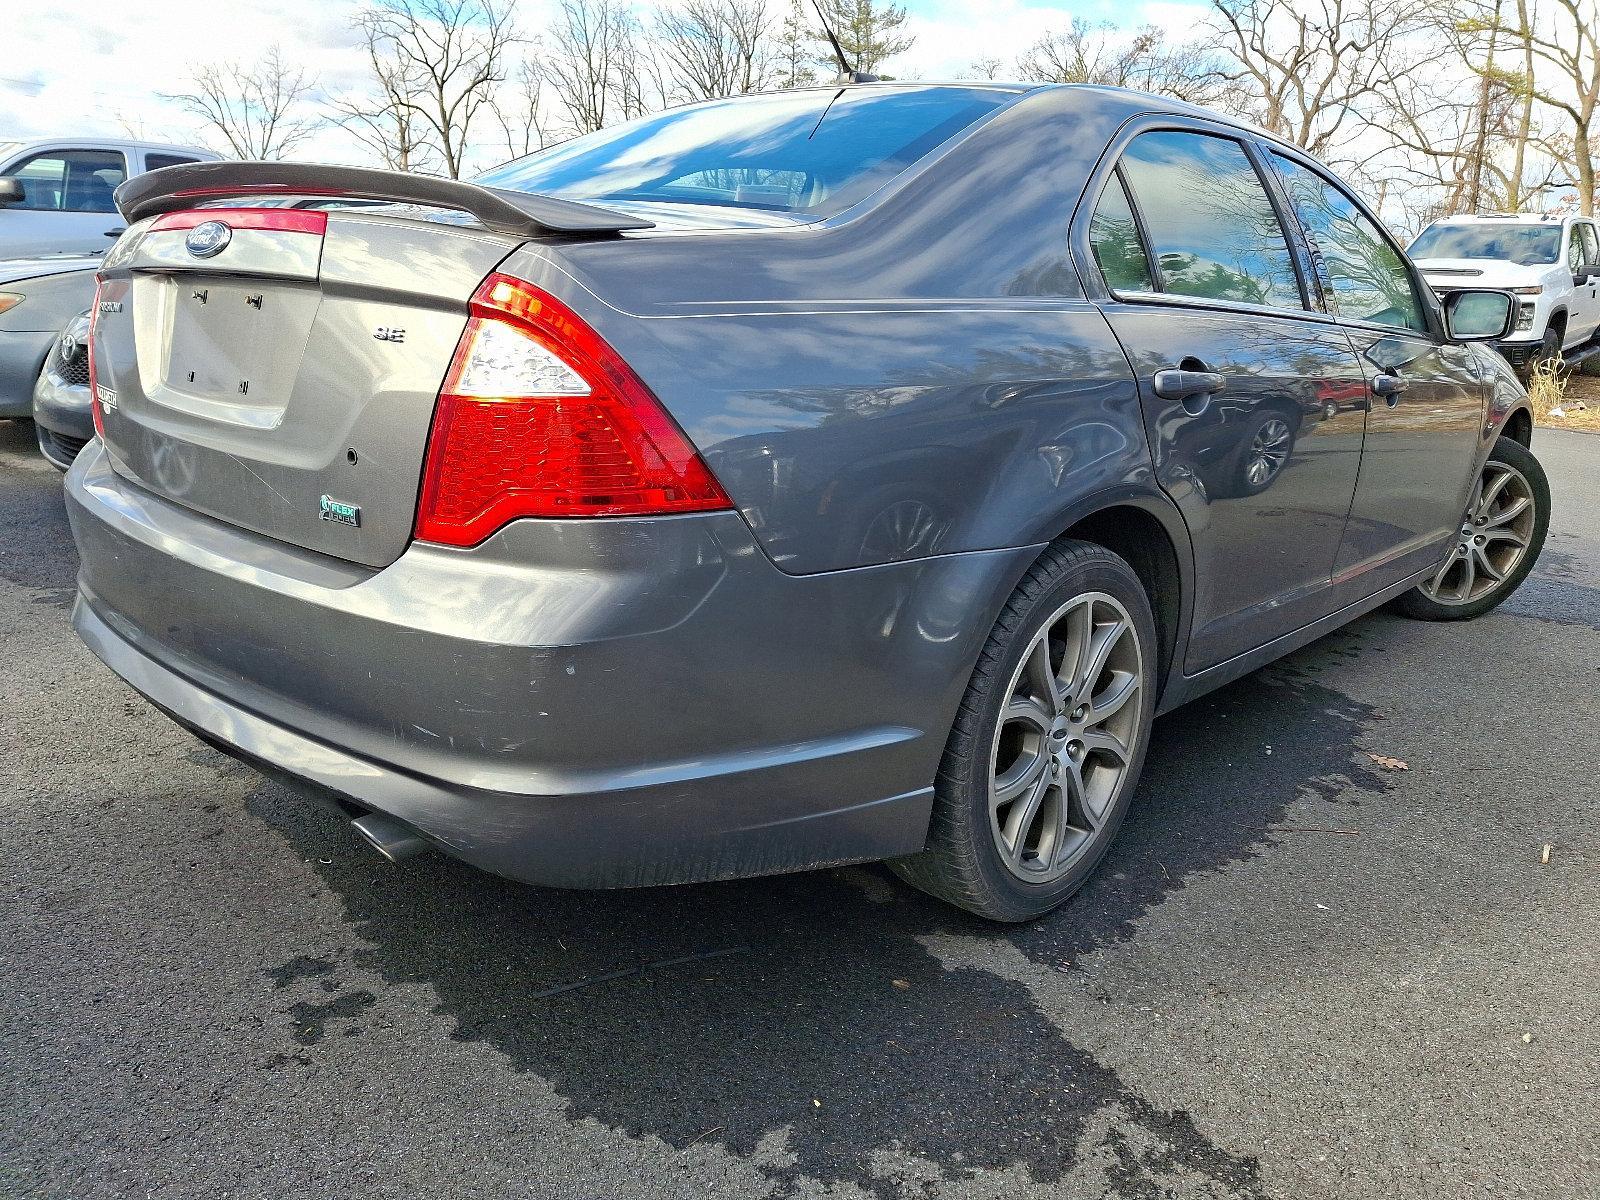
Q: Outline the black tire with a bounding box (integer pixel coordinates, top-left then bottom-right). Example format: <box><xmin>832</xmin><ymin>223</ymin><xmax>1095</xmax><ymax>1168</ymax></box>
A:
<box><xmin>1581</xmin><ymin>342</ymin><xmax>1600</xmax><ymax>377</ymax></box>
<box><xmin>889</xmin><ymin>540</ymin><xmax>1159</xmax><ymax>922</ymax></box>
<box><xmin>1392</xmin><ymin>436</ymin><xmax>1550</xmax><ymax>622</ymax></box>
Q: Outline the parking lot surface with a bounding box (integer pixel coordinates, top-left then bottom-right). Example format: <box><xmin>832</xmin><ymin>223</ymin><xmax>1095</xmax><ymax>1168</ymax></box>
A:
<box><xmin>3</xmin><ymin>420</ymin><xmax>1597</xmax><ymax>1200</ymax></box>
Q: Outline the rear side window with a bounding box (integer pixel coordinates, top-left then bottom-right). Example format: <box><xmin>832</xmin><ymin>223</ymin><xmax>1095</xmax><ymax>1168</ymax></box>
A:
<box><xmin>475</xmin><ymin>86</ymin><xmax>1012</xmax><ymax>217</ymax></box>
<box><xmin>1271</xmin><ymin>156</ymin><xmax>1425</xmax><ymax>333</ymax></box>
<box><xmin>1089</xmin><ymin>172</ymin><xmax>1156</xmax><ymax>293</ymax></box>
<box><xmin>7</xmin><ymin>149</ymin><xmax>126</xmax><ymax>212</ymax></box>
<box><xmin>144</xmin><ymin>154</ymin><xmax>201</xmax><ymax>172</ymax></box>
<box><xmin>1115</xmin><ymin>131</ymin><xmax>1301</xmax><ymax>310</ymax></box>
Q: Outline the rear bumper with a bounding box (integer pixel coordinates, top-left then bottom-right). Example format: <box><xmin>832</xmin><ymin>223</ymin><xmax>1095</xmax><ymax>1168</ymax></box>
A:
<box><xmin>66</xmin><ymin>441</ymin><xmax>1032</xmax><ymax>887</ymax></box>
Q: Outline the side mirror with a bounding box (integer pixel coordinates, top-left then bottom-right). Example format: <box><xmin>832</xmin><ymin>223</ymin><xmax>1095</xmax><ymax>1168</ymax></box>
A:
<box><xmin>1443</xmin><ymin>289</ymin><xmax>1516</xmax><ymax>342</ymax></box>
<box><xmin>0</xmin><ymin>177</ymin><xmax>23</xmax><ymax>206</ymax></box>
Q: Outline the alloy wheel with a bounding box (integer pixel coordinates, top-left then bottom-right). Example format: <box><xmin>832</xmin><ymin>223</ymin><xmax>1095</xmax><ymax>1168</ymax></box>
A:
<box><xmin>1420</xmin><ymin>460</ymin><xmax>1536</xmax><ymax>605</ymax></box>
<box><xmin>1247</xmin><ymin>418</ymin><xmax>1292</xmax><ymax>486</ymax></box>
<box><xmin>989</xmin><ymin>592</ymin><xmax>1144</xmax><ymax>884</ymax></box>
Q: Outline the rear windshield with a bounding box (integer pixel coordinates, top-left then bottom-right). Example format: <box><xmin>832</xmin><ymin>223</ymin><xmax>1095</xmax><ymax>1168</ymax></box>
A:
<box><xmin>475</xmin><ymin>86</ymin><xmax>1013</xmax><ymax>217</ymax></box>
<box><xmin>1409</xmin><ymin>223</ymin><xmax>1562</xmax><ymax>266</ymax></box>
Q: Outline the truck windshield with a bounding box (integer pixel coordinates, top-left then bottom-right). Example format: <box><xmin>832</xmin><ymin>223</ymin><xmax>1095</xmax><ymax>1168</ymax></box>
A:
<box><xmin>475</xmin><ymin>86</ymin><xmax>1014</xmax><ymax>217</ymax></box>
<box><xmin>1409</xmin><ymin>223</ymin><xmax>1562</xmax><ymax>266</ymax></box>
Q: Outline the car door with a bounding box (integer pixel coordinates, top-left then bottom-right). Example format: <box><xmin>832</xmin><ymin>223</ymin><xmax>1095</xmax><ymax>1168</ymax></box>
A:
<box><xmin>1571</xmin><ymin>221</ymin><xmax>1600</xmax><ymax>344</ymax></box>
<box><xmin>1267</xmin><ymin>151</ymin><xmax>1487</xmax><ymax>601</ymax></box>
<box><xmin>1078</xmin><ymin>125</ymin><xmax>1370</xmax><ymax>672</ymax></box>
<box><xmin>0</xmin><ymin>147</ymin><xmax>128</xmax><ymax>257</ymax></box>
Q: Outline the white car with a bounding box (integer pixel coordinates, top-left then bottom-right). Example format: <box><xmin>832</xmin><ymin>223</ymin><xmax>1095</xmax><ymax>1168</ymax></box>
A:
<box><xmin>1409</xmin><ymin>213</ymin><xmax>1600</xmax><ymax>373</ymax></box>
<box><xmin>0</xmin><ymin>138</ymin><xmax>221</xmax><ymax>258</ymax></box>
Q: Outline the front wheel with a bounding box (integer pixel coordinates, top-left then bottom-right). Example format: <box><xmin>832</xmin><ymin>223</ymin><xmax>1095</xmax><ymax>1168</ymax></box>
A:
<box><xmin>1393</xmin><ymin>435</ymin><xmax>1549</xmax><ymax>621</ymax></box>
<box><xmin>889</xmin><ymin>540</ymin><xmax>1158</xmax><ymax>922</ymax></box>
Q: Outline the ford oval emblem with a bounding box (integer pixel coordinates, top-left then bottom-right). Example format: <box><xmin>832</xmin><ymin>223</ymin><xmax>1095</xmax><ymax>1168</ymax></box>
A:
<box><xmin>185</xmin><ymin>220</ymin><xmax>231</xmax><ymax>258</ymax></box>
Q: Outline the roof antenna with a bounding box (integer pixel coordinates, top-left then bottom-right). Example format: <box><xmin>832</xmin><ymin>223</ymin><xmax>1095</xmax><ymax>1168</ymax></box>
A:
<box><xmin>811</xmin><ymin>0</ymin><xmax>881</xmax><ymax>84</ymax></box>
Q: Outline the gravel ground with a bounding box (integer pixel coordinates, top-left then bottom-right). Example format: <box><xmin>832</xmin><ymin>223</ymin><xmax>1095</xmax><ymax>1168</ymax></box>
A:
<box><xmin>3</xmin><ymin>420</ymin><xmax>1596</xmax><ymax>1200</ymax></box>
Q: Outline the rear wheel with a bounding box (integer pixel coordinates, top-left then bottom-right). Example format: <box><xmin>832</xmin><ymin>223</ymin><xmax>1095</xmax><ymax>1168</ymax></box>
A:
<box><xmin>889</xmin><ymin>541</ymin><xmax>1158</xmax><ymax>922</ymax></box>
<box><xmin>1393</xmin><ymin>436</ymin><xmax>1549</xmax><ymax>621</ymax></box>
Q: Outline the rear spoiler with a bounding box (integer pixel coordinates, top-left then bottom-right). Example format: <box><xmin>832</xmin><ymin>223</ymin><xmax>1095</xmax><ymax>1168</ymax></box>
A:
<box><xmin>114</xmin><ymin>161</ymin><xmax>654</xmax><ymax>237</ymax></box>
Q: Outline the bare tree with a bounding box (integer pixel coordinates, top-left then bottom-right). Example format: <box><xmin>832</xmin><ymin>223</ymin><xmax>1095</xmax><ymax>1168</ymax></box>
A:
<box><xmin>1482</xmin><ymin>0</ymin><xmax>1600</xmax><ymax>213</ymax></box>
<box><xmin>487</xmin><ymin>59</ymin><xmax>553</xmax><ymax>161</ymax></box>
<box><xmin>353</xmin><ymin>0</ymin><xmax>518</xmax><ymax>179</ymax></box>
<box><xmin>1207</xmin><ymin>0</ymin><xmax>1424</xmax><ymax>165</ymax></box>
<box><xmin>165</xmin><ymin>46</ymin><xmax>319</xmax><ymax>160</ymax></box>
<box><xmin>812</xmin><ymin>0</ymin><xmax>915</xmax><ymax>76</ymax></box>
<box><xmin>1017</xmin><ymin>20</ymin><xmax>1229</xmax><ymax>104</ymax></box>
<box><xmin>656</xmin><ymin>0</ymin><xmax>779</xmax><ymax>101</ymax></box>
<box><xmin>546</xmin><ymin>0</ymin><xmax>642</xmax><ymax>133</ymax></box>
<box><xmin>327</xmin><ymin>31</ymin><xmax>439</xmax><ymax>173</ymax></box>
<box><xmin>776</xmin><ymin>0</ymin><xmax>820</xmax><ymax>87</ymax></box>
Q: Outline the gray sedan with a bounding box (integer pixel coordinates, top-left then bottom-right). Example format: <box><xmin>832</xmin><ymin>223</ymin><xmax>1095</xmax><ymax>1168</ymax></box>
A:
<box><xmin>68</xmin><ymin>83</ymin><xmax>1546</xmax><ymax>921</ymax></box>
<box><xmin>0</xmin><ymin>254</ymin><xmax>98</xmax><ymax>421</ymax></box>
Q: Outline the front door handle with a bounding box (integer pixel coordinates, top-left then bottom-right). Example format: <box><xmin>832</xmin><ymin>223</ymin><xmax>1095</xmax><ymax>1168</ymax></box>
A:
<box><xmin>1152</xmin><ymin>368</ymin><xmax>1227</xmax><ymax>401</ymax></box>
<box><xmin>104</xmin><ymin>227</ymin><xmax>125</xmax><ymax>238</ymax></box>
<box><xmin>1371</xmin><ymin>373</ymin><xmax>1407</xmax><ymax>406</ymax></box>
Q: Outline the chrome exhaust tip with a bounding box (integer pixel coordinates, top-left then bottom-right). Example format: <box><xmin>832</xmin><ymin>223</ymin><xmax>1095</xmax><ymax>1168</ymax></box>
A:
<box><xmin>350</xmin><ymin>812</ymin><xmax>432</xmax><ymax>862</ymax></box>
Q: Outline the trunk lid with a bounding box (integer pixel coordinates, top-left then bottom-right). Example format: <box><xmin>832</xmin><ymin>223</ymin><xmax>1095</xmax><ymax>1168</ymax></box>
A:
<box><xmin>92</xmin><ymin>208</ymin><xmax>521</xmax><ymax>568</ymax></box>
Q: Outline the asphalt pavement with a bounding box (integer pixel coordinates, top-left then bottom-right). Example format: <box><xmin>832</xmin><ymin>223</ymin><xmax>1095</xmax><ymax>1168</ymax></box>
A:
<box><xmin>3</xmin><ymin>420</ymin><xmax>1597</xmax><ymax>1200</ymax></box>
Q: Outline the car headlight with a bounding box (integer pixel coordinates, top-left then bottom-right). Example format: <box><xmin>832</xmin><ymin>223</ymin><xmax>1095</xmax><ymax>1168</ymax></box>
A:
<box><xmin>0</xmin><ymin>291</ymin><xmax>23</xmax><ymax>315</ymax></box>
<box><xmin>1510</xmin><ymin>286</ymin><xmax>1544</xmax><ymax>296</ymax></box>
<box><xmin>1514</xmin><ymin>302</ymin><xmax>1537</xmax><ymax>332</ymax></box>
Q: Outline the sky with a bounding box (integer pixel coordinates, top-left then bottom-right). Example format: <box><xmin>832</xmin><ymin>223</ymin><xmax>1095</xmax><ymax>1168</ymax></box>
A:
<box><xmin>1</xmin><ymin>0</ymin><xmax>1207</xmax><ymax>171</ymax></box>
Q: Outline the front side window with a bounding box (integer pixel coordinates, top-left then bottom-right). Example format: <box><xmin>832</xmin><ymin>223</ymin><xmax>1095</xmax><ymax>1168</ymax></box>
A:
<box><xmin>1115</xmin><ymin>131</ymin><xmax>1301</xmax><ymax>310</ymax></box>
<box><xmin>1568</xmin><ymin>226</ymin><xmax>1587</xmax><ymax>272</ymax></box>
<box><xmin>6</xmin><ymin>150</ymin><xmax>126</xmax><ymax>213</ymax></box>
<box><xmin>1272</xmin><ymin>155</ymin><xmax>1425</xmax><ymax>333</ymax></box>
<box><xmin>1089</xmin><ymin>171</ymin><xmax>1156</xmax><ymax>293</ymax></box>
<box><xmin>476</xmin><ymin>86</ymin><xmax>1012</xmax><ymax>217</ymax></box>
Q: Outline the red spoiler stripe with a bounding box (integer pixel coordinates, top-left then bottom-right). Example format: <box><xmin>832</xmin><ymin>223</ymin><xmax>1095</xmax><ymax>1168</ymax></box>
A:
<box><xmin>149</xmin><ymin>208</ymin><xmax>329</xmax><ymax>235</ymax></box>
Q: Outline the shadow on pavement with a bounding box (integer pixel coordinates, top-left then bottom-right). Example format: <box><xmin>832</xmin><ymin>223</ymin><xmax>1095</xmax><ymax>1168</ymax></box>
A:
<box><xmin>237</xmin><ymin>649</ymin><xmax>1397</xmax><ymax>1198</ymax></box>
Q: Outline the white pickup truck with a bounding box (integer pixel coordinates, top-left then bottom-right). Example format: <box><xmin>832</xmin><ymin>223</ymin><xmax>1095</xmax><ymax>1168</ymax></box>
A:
<box><xmin>0</xmin><ymin>138</ymin><xmax>221</xmax><ymax>258</ymax></box>
<box><xmin>1409</xmin><ymin>213</ymin><xmax>1600</xmax><ymax>375</ymax></box>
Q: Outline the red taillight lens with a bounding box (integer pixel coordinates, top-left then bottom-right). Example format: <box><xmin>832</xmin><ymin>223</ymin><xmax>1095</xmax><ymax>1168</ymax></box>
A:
<box><xmin>414</xmin><ymin>273</ymin><xmax>731</xmax><ymax>546</ymax></box>
<box><xmin>87</xmin><ymin>276</ymin><xmax>105</xmax><ymax>440</ymax></box>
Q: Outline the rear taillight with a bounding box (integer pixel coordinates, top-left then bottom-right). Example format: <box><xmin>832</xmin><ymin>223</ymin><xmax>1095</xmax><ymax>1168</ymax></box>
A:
<box><xmin>414</xmin><ymin>273</ymin><xmax>731</xmax><ymax>547</ymax></box>
<box><xmin>87</xmin><ymin>276</ymin><xmax>105</xmax><ymax>440</ymax></box>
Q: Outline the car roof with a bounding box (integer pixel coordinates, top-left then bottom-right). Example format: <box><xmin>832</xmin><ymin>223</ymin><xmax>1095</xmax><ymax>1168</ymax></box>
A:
<box><xmin>1</xmin><ymin>137</ymin><xmax>219</xmax><ymax>157</ymax></box>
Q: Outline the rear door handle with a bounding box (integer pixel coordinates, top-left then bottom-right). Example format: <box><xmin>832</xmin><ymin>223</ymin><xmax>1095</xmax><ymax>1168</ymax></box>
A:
<box><xmin>1152</xmin><ymin>369</ymin><xmax>1227</xmax><ymax>401</ymax></box>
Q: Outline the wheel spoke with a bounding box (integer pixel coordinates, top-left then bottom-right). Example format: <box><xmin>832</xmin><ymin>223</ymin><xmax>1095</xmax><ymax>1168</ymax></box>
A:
<box><xmin>1483</xmin><ymin>527</ymin><xmax>1527</xmax><ymax>548</ymax></box>
<box><xmin>1472</xmin><ymin>545</ymin><xmax>1505</xmax><ymax>583</ymax></box>
<box><xmin>1081</xmin><ymin>728</ymin><xmax>1130</xmax><ymax>766</ymax></box>
<box><xmin>1024</xmin><ymin>634</ymin><xmax>1064</xmax><ymax>713</ymax></box>
<box><xmin>1483</xmin><ymin>496</ymin><xmax>1530</xmax><ymax>529</ymax></box>
<box><xmin>993</xmin><ymin>744</ymin><xmax>1048</xmax><ymax>809</ymax></box>
<box><xmin>1475</xmin><ymin>468</ymin><xmax>1514</xmax><ymax>518</ymax></box>
<box><xmin>1003</xmin><ymin>695</ymin><xmax>1053</xmax><ymax>735</ymax></box>
<box><xmin>1001</xmin><ymin>769</ymin><xmax>1051</xmax><ymax>862</ymax></box>
<box><xmin>1076</xmin><ymin>615</ymin><xmax>1127</xmax><ymax>698</ymax></box>
<box><xmin>1455</xmin><ymin>547</ymin><xmax>1478</xmax><ymax>600</ymax></box>
<box><xmin>1087</xmin><ymin>670</ymin><xmax>1139</xmax><ymax>725</ymax></box>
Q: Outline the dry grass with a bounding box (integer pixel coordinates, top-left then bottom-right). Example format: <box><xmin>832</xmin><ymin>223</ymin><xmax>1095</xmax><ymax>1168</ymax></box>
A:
<box><xmin>1528</xmin><ymin>358</ymin><xmax>1600</xmax><ymax>432</ymax></box>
